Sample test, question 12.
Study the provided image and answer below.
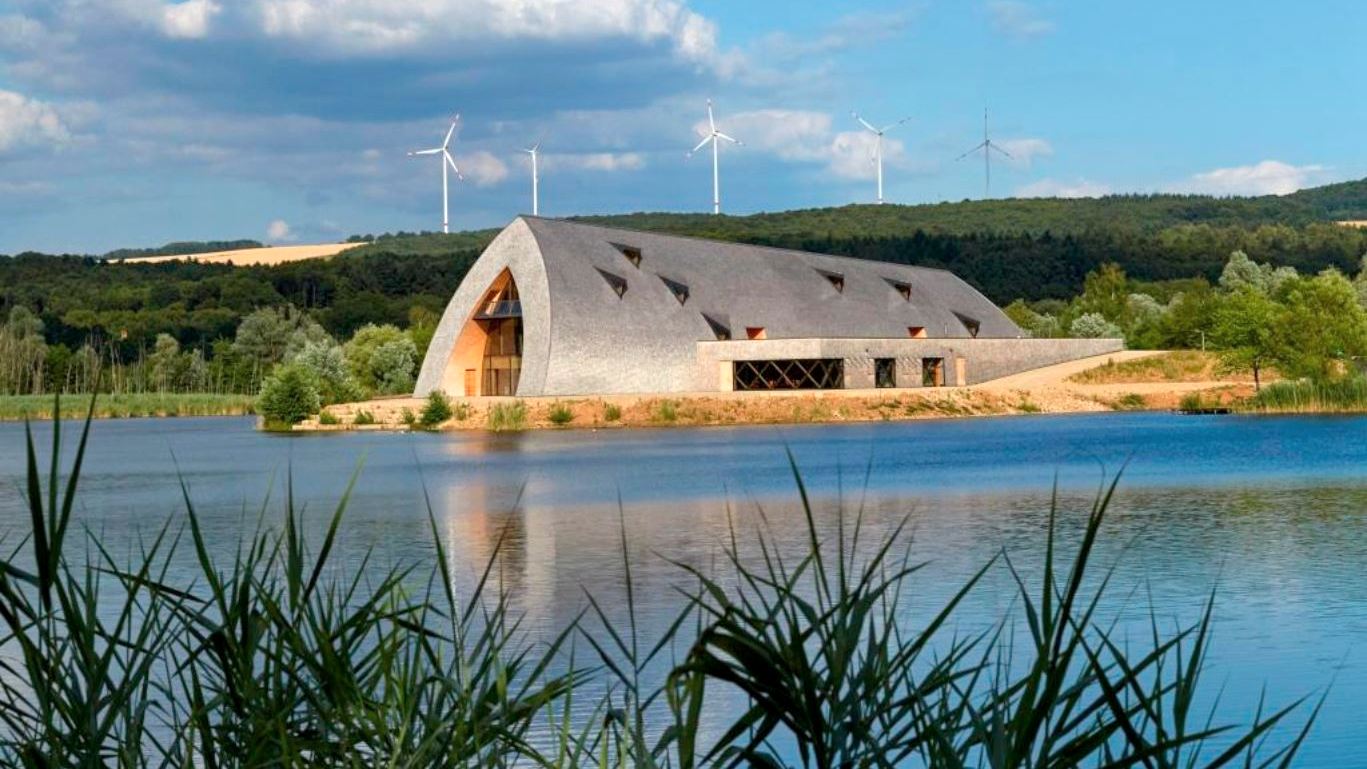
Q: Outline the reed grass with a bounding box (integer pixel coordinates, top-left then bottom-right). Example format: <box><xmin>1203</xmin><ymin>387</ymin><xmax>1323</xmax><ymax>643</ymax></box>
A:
<box><xmin>487</xmin><ymin>401</ymin><xmax>528</xmax><ymax>431</ymax></box>
<box><xmin>0</xmin><ymin>396</ymin><xmax>1321</xmax><ymax>766</ymax></box>
<box><xmin>0</xmin><ymin>392</ymin><xmax>255</xmax><ymax>421</ymax></box>
<box><xmin>1244</xmin><ymin>377</ymin><xmax>1367</xmax><ymax>413</ymax></box>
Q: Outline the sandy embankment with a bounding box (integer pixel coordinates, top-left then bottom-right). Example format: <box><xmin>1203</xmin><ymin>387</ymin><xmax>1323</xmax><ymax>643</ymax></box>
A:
<box><xmin>117</xmin><ymin>243</ymin><xmax>363</xmax><ymax>266</ymax></box>
<box><xmin>303</xmin><ymin>351</ymin><xmax>1251</xmax><ymax>432</ymax></box>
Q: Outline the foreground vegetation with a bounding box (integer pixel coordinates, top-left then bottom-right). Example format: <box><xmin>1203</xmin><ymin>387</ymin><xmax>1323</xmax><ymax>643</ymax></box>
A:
<box><xmin>0</xmin><ymin>392</ymin><xmax>255</xmax><ymax>421</ymax></box>
<box><xmin>1243</xmin><ymin>378</ymin><xmax>1367</xmax><ymax>413</ymax></box>
<box><xmin>0</xmin><ymin>406</ymin><xmax>1321</xmax><ymax>765</ymax></box>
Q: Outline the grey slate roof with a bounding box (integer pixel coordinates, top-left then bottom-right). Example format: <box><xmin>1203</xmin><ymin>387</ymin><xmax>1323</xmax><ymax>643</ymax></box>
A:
<box><xmin>521</xmin><ymin>216</ymin><xmax>1022</xmax><ymax>341</ymax></box>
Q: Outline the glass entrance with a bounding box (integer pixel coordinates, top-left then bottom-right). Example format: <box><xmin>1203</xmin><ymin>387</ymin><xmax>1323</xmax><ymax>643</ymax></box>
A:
<box><xmin>476</xmin><ymin>278</ymin><xmax>523</xmax><ymax>396</ymax></box>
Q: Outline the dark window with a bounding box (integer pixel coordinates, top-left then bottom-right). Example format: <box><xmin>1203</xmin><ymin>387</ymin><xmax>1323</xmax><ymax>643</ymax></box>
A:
<box><xmin>613</xmin><ymin>243</ymin><xmax>643</xmax><ymax>267</ymax></box>
<box><xmin>875</xmin><ymin>358</ymin><xmax>896</xmax><ymax>388</ymax></box>
<box><xmin>734</xmin><ymin>359</ymin><xmax>844</xmax><ymax>391</ymax></box>
<box><xmin>596</xmin><ymin>268</ymin><xmax>628</xmax><ymax>298</ymax></box>
<box><xmin>659</xmin><ymin>275</ymin><xmax>689</xmax><ymax>305</ymax></box>
<box><xmin>954</xmin><ymin>312</ymin><xmax>981</xmax><ymax>338</ymax></box>
<box><xmin>702</xmin><ymin>313</ymin><xmax>731</xmax><ymax>340</ymax></box>
<box><xmin>885</xmin><ymin>278</ymin><xmax>912</xmax><ymax>301</ymax></box>
<box><xmin>922</xmin><ymin>357</ymin><xmax>945</xmax><ymax>387</ymax></box>
<box><xmin>816</xmin><ymin>269</ymin><xmax>845</xmax><ymax>293</ymax></box>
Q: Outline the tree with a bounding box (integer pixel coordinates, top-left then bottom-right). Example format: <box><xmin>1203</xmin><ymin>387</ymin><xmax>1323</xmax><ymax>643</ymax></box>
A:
<box><xmin>1218</xmin><ymin>251</ymin><xmax>1268</xmax><ymax>293</ymax></box>
<box><xmin>1069</xmin><ymin>313</ymin><xmax>1123</xmax><ymax>339</ymax></box>
<box><xmin>233</xmin><ymin>306</ymin><xmax>330</xmax><ymax>374</ymax></box>
<box><xmin>292</xmin><ymin>341</ymin><xmax>363</xmax><ymax>405</ymax></box>
<box><xmin>1075</xmin><ymin>263</ymin><xmax>1128</xmax><ymax>321</ymax></box>
<box><xmin>256</xmin><ymin>363</ymin><xmax>321</xmax><ymax>426</ymax></box>
<box><xmin>344</xmin><ymin>324</ymin><xmax>418</xmax><ymax>395</ymax></box>
<box><xmin>1210</xmin><ymin>289</ymin><xmax>1279</xmax><ymax>389</ymax></box>
<box><xmin>1272</xmin><ymin>270</ymin><xmax>1367</xmax><ymax>381</ymax></box>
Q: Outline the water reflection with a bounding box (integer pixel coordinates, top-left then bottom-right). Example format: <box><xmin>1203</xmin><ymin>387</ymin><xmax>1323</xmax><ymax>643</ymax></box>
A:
<box><xmin>1</xmin><ymin>414</ymin><xmax>1366</xmax><ymax>763</ymax></box>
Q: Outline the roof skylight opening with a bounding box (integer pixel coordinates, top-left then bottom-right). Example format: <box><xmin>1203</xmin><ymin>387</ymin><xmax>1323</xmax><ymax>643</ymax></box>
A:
<box><xmin>954</xmin><ymin>312</ymin><xmax>981</xmax><ymax>338</ymax></box>
<box><xmin>660</xmin><ymin>275</ymin><xmax>690</xmax><ymax>305</ymax></box>
<box><xmin>817</xmin><ymin>269</ymin><xmax>845</xmax><ymax>293</ymax></box>
<box><xmin>702</xmin><ymin>313</ymin><xmax>731</xmax><ymax>341</ymax></box>
<box><xmin>885</xmin><ymin>278</ymin><xmax>912</xmax><ymax>301</ymax></box>
<box><xmin>613</xmin><ymin>243</ymin><xmax>643</xmax><ymax>268</ymax></box>
<box><xmin>596</xmin><ymin>268</ymin><xmax>628</xmax><ymax>298</ymax></box>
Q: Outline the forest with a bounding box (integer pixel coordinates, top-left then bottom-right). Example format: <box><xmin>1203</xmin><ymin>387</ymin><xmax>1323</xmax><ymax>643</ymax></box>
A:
<box><xmin>3</xmin><ymin>177</ymin><xmax>1367</xmax><ymax>402</ymax></box>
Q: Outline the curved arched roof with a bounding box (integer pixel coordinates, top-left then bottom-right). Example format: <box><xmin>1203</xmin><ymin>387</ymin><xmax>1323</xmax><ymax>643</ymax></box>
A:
<box><xmin>417</xmin><ymin>217</ymin><xmax>1022</xmax><ymax>396</ymax></box>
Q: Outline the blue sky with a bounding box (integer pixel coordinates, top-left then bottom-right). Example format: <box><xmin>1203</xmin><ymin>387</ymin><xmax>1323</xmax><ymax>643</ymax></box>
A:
<box><xmin>1</xmin><ymin>0</ymin><xmax>1364</xmax><ymax>253</ymax></box>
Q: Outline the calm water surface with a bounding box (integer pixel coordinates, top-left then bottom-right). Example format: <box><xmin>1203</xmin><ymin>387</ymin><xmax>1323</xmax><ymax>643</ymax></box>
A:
<box><xmin>1</xmin><ymin>412</ymin><xmax>1365</xmax><ymax>764</ymax></box>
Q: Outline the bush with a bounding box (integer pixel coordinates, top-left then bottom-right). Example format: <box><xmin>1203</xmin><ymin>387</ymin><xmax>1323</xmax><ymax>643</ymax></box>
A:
<box><xmin>1114</xmin><ymin>392</ymin><xmax>1147</xmax><ymax>410</ymax></box>
<box><xmin>547</xmin><ymin>402</ymin><xmax>574</xmax><ymax>426</ymax></box>
<box><xmin>603</xmin><ymin>402</ymin><xmax>622</xmax><ymax>422</ymax></box>
<box><xmin>487</xmin><ymin>402</ymin><xmax>527</xmax><ymax>431</ymax></box>
<box><xmin>317</xmin><ymin>410</ymin><xmax>340</xmax><ymax>425</ymax></box>
<box><xmin>344</xmin><ymin>324</ymin><xmax>419</xmax><ymax>395</ymax></box>
<box><xmin>291</xmin><ymin>341</ymin><xmax>363</xmax><ymax>405</ymax></box>
<box><xmin>1179</xmin><ymin>391</ymin><xmax>1205</xmax><ymax>411</ymax></box>
<box><xmin>653</xmin><ymin>399</ymin><xmax>679</xmax><ymax>423</ymax></box>
<box><xmin>1069</xmin><ymin>312</ymin><xmax>1124</xmax><ymax>339</ymax></box>
<box><xmin>400</xmin><ymin>407</ymin><xmax>416</xmax><ymax>427</ymax></box>
<box><xmin>256</xmin><ymin>363</ymin><xmax>321</xmax><ymax>426</ymax></box>
<box><xmin>353</xmin><ymin>409</ymin><xmax>376</xmax><ymax>425</ymax></box>
<box><xmin>419</xmin><ymin>390</ymin><xmax>454</xmax><ymax>427</ymax></box>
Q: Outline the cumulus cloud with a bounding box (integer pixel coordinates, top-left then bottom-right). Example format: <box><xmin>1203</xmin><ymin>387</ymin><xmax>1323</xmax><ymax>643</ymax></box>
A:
<box><xmin>161</xmin><ymin>0</ymin><xmax>221</xmax><ymax>39</ymax></box>
<box><xmin>1174</xmin><ymin>160</ymin><xmax>1327</xmax><ymax>196</ymax></box>
<box><xmin>0</xmin><ymin>90</ymin><xmax>71</xmax><ymax>153</ymax></box>
<box><xmin>994</xmin><ymin>137</ymin><xmax>1053</xmax><ymax>167</ymax></box>
<box><xmin>542</xmin><ymin>152</ymin><xmax>646</xmax><ymax>172</ymax></box>
<box><xmin>987</xmin><ymin>1</ymin><xmax>1055</xmax><ymax>39</ymax></box>
<box><xmin>706</xmin><ymin>109</ymin><xmax>915</xmax><ymax>181</ymax></box>
<box><xmin>265</xmin><ymin>218</ymin><xmax>294</xmax><ymax>242</ymax></box>
<box><xmin>457</xmin><ymin>151</ymin><xmax>509</xmax><ymax>187</ymax></box>
<box><xmin>1016</xmin><ymin>178</ymin><xmax>1111</xmax><ymax>198</ymax></box>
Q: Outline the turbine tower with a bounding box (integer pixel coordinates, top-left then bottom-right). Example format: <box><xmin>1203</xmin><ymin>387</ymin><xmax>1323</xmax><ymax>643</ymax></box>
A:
<box><xmin>955</xmin><ymin>108</ymin><xmax>1011</xmax><ymax>199</ymax></box>
<box><xmin>852</xmin><ymin>111</ymin><xmax>911</xmax><ymax>204</ymax></box>
<box><xmin>523</xmin><ymin>142</ymin><xmax>541</xmax><ymax>216</ymax></box>
<box><xmin>687</xmin><ymin>99</ymin><xmax>741</xmax><ymax>215</ymax></box>
<box><xmin>408</xmin><ymin>115</ymin><xmax>463</xmax><ymax>234</ymax></box>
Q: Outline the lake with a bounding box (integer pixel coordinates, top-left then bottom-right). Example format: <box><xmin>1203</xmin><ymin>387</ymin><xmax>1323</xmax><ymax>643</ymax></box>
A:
<box><xmin>1</xmin><ymin>412</ymin><xmax>1365</xmax><ymax>763</ymax></box>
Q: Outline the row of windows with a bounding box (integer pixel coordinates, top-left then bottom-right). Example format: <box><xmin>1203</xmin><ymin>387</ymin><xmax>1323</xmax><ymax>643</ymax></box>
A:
<box><xmin>597</xmin><ymin>242</ymin><xmax>981</xmax><ymax>341</ymax></box>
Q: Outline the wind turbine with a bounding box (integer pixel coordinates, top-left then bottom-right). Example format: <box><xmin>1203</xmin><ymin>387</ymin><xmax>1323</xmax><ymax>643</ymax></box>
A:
<box><xmin>523</xmin><ymin>142</ymin><xmax>541</xmax><ymax>216</ymax></box>
<box><xmin>408</xmin><ymin>115</ymin><xmax>463</xmax><ymax>233</ymax></box>
<box><xmin>852</xmin><ymin>112</ymin><xmax>911</xmax><ymax>204</ymax></box>
<box><xmin>955</xmin><ymin>108</ymin><xmax>1011</xmax><ymax>199</ymax></box>
<box><xmin>687</xmin><ymin>99</ymin><xmax>741</xmax><ymax>215</ymax></box>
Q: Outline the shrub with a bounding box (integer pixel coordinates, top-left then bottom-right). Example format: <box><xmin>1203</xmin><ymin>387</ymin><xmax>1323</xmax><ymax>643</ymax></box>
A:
<box><xmin>653</xmin><ymin>399</ymin><xmax>678</xmax><ymax>423</ymax></box>
<box><xmin>451</xmin><ymin>401</ymin><xmax>471</xmax><ymax>421</ymax></box>
<box><xmin>353</xmin><ymin>409</ymin><xmax>376</xmax><ymax>426</ymax></box>
<box><xmin>1179</xmin><ymin>391</ymin><xmax>1205</xmax><ymax>411</ymax></box>
<box><xmin>419</xmin><ymin>390</ymin><xmax>454</xmax><ymax>427</ymax></box>
<box><xmin>318</xmin><ymin>410</ymin><xmax>340</xmax><ymax>425</ymax></box>
<box><xmin>400</xmin><ymin>407</ymin><xmax>416</xmax><ymax>426</ymax></box>
<box><xmin>256</xmin><ymin>363</ymin><xmax>321</xmax><ymax>427</ymax></box>
<box><xmin>603</xmin><ymin>402</ymin><xmax>622</xmax><ymax>422</ymax></box>
<box><xmin>487</xmin><ymin>401</ymin><xmax>528</xmax><ymax>431</ymax></box>
<box><xmin>1114</xmin><ymin>392</ymin><xmax>1147</xmax><ymax>410</ymax></box>
<box><xmin>1069</xmin><ymin>312</ymin><xmax>1124</xmax><ymax>339</ymax></box>
<box><xmin>547</xmin><ymin>402</ymin><xmax>574</xmax><ymax>426</ymax></box>
<box><xmin>291</xmin><ymin>341</ymin><xmax>363</xmax><ymax>405</ymax></box>
<box><xmin>1017</xmin><ymin>400</ymin><xmax>1042</xmax><ymax>413</ymax></box>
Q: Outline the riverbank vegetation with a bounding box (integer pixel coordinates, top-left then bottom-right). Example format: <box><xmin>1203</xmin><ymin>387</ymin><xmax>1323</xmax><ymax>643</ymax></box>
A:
<box><xmin>0</xmin><ymin>411</ymin><xmax>1320</xmax><ymax>765</ymax></box>
<box><xmin>0</xmin><ymin>392</ymin><xmax>255</xmax><ymax>420</ymax></box>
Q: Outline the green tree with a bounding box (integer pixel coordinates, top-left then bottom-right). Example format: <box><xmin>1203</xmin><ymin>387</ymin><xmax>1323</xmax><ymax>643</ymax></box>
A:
<box><xmin>344</xmin><ymin>324</ymin><xmax>418</xmax><ymax>395</ymax></box>
<box><xmin>1069</xmin><ymin>313</ymin><xmax>1122</xmax><ymax>339</ymax></box>
<box><xmin>233</xmin><ymin>306</ymin><xmax>329</xmax><ymax>374</ymax></box>
<box><xmin>1273</xmin><ymin>270</ymin><xmax>1367</xmax><ymax>381</ymax></box>
<box><xmin>292</xmin><ymin>341</ymin><xmax>363</xmax><ymax>405</ymax></box>
<box><xmin>1075</xmin><ymin>263</ymin><xmax>1128</xmax><ymax>321</ymax></box>
<box><xmin>1209</xmin><ymin>289</ymin><xmax>1279</xmax><ymax>389</ymax></box>
<box><xmin>256</xmin><ymin>363</ymin><xmax>321</xmax><ymax>426</ymax></box>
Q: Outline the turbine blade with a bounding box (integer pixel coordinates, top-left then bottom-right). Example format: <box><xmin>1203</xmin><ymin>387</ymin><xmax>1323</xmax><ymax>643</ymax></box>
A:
<box><xmin>955</xmin><ymin>142</ymin><xmax>987</xmax><ymax>161</ymax></box>
<box><xmin>715</xmin><ymin>131</ymin><xmax>738</xmax><ymax>144</ymax></box>
<box><xmin>444</xmin><ymin>150</ymin><xmax>463</xmax><ymax>180</ymax></box>
<box><xmin>690</xmin><ymin>135</ymin><xmax>712</xmax><ymax>154</ymax></box>
<box><xmin>989</xmin><ymin>142</ymin><xmax>1013</xmax><ymax>158</ymax></box>
<box><xmin>854</xmin><ymin>114</ymin><xmax>878</xmax><ymax>133</ymax></box>
<box><xmin>707</xmin><ymin>99</ymin><xmax>716</xmax><ymax>132</ymax></box>
<box><xmin>409</xmin><ymin>148</ymin><xmax>442</xmax><ymax>156</ymax></box>
<box><xmin>442</xmin><ymin>119</ymin><xmax>458</xmax><ymax>149</ymax></box>
<box><xmin>882</xmin><ymin>116</ymin><xmax>912</xmax><ymax>132</ymax></box>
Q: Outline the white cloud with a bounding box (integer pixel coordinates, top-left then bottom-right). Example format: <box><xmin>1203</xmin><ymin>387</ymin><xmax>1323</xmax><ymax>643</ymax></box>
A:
<box><xmin>987</xmin><ymin>1</ymin><xmax>1055</xmax><ymax>39</ymax></box>
<box><xmin>253</xmin><ymin>0</ymin><xmax>726</xmax><ymax>67</ymax></box>
<box><xmin>161</xmin><ymin>0</ymin><xmax>221</xmax><ymax>39</ymax></box>
<box><xmin>995</xmin><ymin>137</ymin><xmax>1053</xmax><ymax>167</ymax></box>
<box><xmin>710</xmin><ymin>109</ymin><xmax>912</xmax><ymax>181</ymax></box>
<box><xmin>1016</xmin><ymin>178</ymin><xmax>1111</xmax><ymax>198</ymax></box>
<box><xmin>0</xmin><ymin>90</ymin><xmax>71</xmax><ymax>153</ymax></box>
<box><xmin>266</xmin><ymin>218</ymin><xmax>295</xmax><ymax>242</ymax></box>
<box><xmin>457</xmin><ymin>150</ymin><xmax>508</xmax><ymax>187</ymax></box>
<box><xmin>542</xmin><ymin>152</ymin><xmax>646</xmax><ymax>172</ymax></box>
<box><xmin>1174</xmin><ymin>160</ymin><xmax>1327</xmax><ymax>196</ymax></box>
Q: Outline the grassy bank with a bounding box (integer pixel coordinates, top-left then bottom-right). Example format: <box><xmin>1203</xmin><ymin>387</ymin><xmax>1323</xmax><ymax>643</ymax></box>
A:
<box><xmin>0</xmin><ymin>392</ymin><xmax>255</xmax><ymax>420</ymax></box>
<box><xmin>1243</xmin><ymin>377</ymin><xmax>1367</xmax><ymax>413</ymax></box>
<box><xmin>0</xmin><ymin>409</ymin><xmax>1319</xmax><ymax>766</ymax></box>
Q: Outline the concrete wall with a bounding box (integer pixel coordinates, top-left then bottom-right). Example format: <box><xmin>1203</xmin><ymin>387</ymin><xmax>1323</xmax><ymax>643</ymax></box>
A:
<box><xmin>696</xmin><ymin>337</ymin><xmax>1124</xmax><ymax>389</ymax></box>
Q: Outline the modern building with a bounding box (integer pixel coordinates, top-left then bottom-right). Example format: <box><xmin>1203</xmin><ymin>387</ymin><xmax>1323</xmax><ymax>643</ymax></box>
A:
<box><xmin>415</xmin><ymin>217</ymin><xmax>1122</xmax><ymax>397</ymax></box>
